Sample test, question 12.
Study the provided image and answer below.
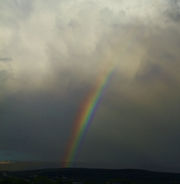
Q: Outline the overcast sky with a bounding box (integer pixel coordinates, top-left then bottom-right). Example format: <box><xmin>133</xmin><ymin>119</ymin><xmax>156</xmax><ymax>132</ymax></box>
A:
<box><xmin>0</xmin><ymin>0</ymin><xmax>180</xmax><ymax>172</ymax></box>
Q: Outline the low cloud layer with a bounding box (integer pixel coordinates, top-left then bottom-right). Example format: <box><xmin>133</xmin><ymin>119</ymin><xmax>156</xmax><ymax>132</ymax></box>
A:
<box><xmin>0</xmin><ymin>0</ymin><xmax>180</xmax><ymax>171</ymax></box>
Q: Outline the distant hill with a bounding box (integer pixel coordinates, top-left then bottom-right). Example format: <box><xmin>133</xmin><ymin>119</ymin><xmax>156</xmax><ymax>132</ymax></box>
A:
<box><xmin>0</xmin><ymin>161</ymin><xmax>61</xmax><ymax>171</ymax></box>
<box><xmin>0</xmin><ymin>161</ymin><xmax>90</xmax><ymax>171</ymax></box>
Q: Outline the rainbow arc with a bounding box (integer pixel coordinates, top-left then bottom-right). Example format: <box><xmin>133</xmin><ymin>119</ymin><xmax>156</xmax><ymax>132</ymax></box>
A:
<box><xmin>62</xmin><ymin>63</ymin><xmax>114</xmax><ymax>168</ymax></box>
<box><xmin>62</xmin><ymin>31</ymin><xmax>136</xmax><ymax>168</ymax></box>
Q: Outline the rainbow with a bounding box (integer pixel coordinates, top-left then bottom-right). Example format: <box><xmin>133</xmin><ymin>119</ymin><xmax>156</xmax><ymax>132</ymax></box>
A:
<box><xmin>62</xmin><ymin>63</ymin><xmax>115</xmax><ymax>168</ymax></box>
<box><xmin>62</xmin><ymin>30</ymin><xmax>135</xmax><ymax>168</ymax></box>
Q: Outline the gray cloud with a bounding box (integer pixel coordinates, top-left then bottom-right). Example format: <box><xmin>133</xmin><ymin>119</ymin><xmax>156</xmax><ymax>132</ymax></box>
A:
<box><xmin>0</xmin><ymin>0</ymin><xmax>34</xmax><ymax>23</ymax></box>
<box><xmin>0</xmin><ymin>57</ymin><xmax>12</xmax><ymax>62</ymax></box>
<box><xmin>165</xmin><ymin>0</ymin><xmax>180</xmax><ymax>22</ymax></box>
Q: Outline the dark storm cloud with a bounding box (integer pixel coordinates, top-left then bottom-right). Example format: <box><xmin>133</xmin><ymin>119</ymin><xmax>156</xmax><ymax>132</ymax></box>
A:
<box><xmin>1</xmin><ymin>0</ymin><xmax>180</xmax><ymax>172</ymax></box>
<box><xmin>0</xmin><ymin>83</ymin><xmax>92</xmax><ymax>161</ymax></box>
